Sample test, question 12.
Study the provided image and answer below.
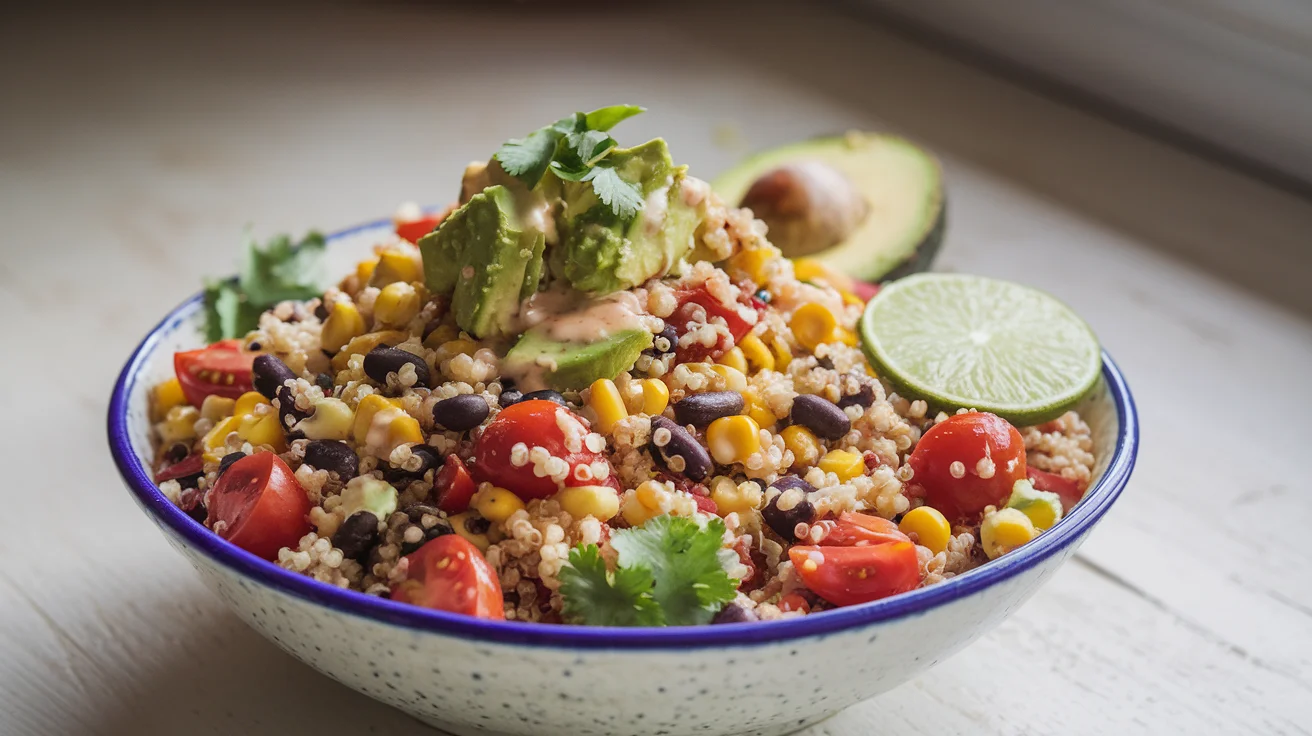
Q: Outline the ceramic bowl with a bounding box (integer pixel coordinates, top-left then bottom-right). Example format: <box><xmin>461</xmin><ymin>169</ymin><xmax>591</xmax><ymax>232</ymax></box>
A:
<box><xmin>108</xmin><ymin>217</ymin><xmax>1138</xmax><ymax>736</ymax></box>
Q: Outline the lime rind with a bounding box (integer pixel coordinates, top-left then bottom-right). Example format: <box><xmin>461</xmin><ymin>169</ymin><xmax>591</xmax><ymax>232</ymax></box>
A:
<box><xmin>859</xmin><ymin>273</ymin><xmax>1101</xmax><ymax>425</ymax></box>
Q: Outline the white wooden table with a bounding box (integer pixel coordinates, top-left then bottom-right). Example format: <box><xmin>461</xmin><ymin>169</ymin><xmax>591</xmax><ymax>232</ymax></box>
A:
<box><xmin>3</xmin><ymin>3</ymin><xmax>1310</xmax><ymax>734</ymax></box>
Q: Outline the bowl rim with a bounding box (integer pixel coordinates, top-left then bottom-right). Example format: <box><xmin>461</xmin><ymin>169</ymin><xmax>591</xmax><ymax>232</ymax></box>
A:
<box><xmin>107</xmin><ymin>215</ymin><xmax>1139</xmax><ymax>651</ymax></box>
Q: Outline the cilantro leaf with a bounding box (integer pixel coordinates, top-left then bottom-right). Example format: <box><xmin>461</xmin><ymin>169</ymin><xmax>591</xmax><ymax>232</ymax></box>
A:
<box><xmin>494</xmin><ymin>127</ymin><xmax>561</xmax><ymax>188</ymax></box>
<box><xmin>585</xmin><ymin>165</ymin><xmax>646</xmax><ymax>219</ymax></box>
<box><xmin>567</xmin><ymin>129</ymin><xmax>615</xmax><ymax>163</ymax></box>
<box><xmin>584</xmin><ymin>104</ymin><xmax>646</xmax><ymax>131</ymax></box>
<box><xmin>201</xmin><ymin>231</ymin><xmax>327</xmax><ymax>341</ymax></box>
<box><xmin>611</xmin><ymin>515</ymin><xmax>737</xmax><ymax>626</ymax></box>
<box><xmin>558</xmin><ymin>544</ymin><xmax>663</xmax><ymax>626</ymax></box>
<box><xmin>493</xmin><ymin>106</ymin><xmax>646</xmax><ymax>202</ymax></box>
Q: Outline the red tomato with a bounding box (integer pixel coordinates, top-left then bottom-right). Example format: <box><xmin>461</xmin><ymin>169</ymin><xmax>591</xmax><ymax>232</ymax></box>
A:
<box><xmin>471</xmin><ymin>400</ymin><xmax>610</xmax><ymax>501</ymax></box>
<box><xmin>155</xmin><ymin>453</ymin><xmax>204</xmax><ymax>484</ymax></box>
<box><xmin>777</xmin><ymin>592</ymin><xmax>811</xmax><ymax>614</ymax></box>
<box><xmin>790</xmin><ymin>542</ymin><xmax>919</xmax><ymax>607</ymax></box>
<box><xmin>174</xmin><ymin>339</ymin><xmax>256</xmax><ymax>407</ymax></box>
<box><xmin>1027</xmin><ymin>467</ymin><xmax>1084</xmax><ymax>513</ymax></box>
<box><xmin>395</xmin><ymin>212</ymin><xmax>447</xmax><ymax>244</ymax></box>
<box><xmin>206</xmin><ymin>452</ymin><xmax>311</xmax><ymax>560</ymax></box>
<box><xmin>908</xmin><ymin>412</ymin><xmax>1027</xmax><ymax>524</ymax></box>
<box><xmin>434</xmin><ymin>455</ymin><xmax>477</xmax><ymax>513</ymax></box>
<box><xmin>818</xmin><ymin>512</ymin><xmax>910</xmax><ymax>547</ymax></box>
<box><xmin>391</xmin><ymin>535</ymin><xmax>505</xmax><ymax>619</ymax></box>
<box><xmin>692</xmin><ymin>494</ymin><xmax>718</xmax><ymax>515</ymax></box>
<box><xmin>670</xmin><ymin>285</ymin><xmax>766</xmax><ymax>362</ymax></box>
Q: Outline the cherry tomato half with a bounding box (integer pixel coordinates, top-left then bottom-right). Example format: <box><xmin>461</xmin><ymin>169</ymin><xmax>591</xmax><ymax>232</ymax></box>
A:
<box><xmin>206</xmin><ymin>452</ymin><xmax>311</xmax><ymax>560</ymax></box>
<box><xmin>434</xmin><ymin>455</ymin><xmax>477</xmax><ymax>514</ymax></box>
<box><xmin>670</xmin><ymin>285</ymin><xmax>765</xmax><ymax>362</ymax></box>
<box><xmin>155</xmin><ymin>452</ymin><xmax>204</xmax><ymax>484</ymax></box>
<box><xmin>391</xmin><ymin>535</ymin><xmax>505</xmax><ymax>619</ymax></box>
<box><xmin>395</xmin><ymin>212</ymin><xmax>447</xmax><ymax>245</ymax></box>
<box><xmin>174</xmin><ymin>339</ymin><xmax>256</xmax><ymax>407</ymax></box>
<box><xmin>472</xmin><ymin>400</ymin><xmax>611</xmax><ymax>501</ymax></box>
<box><xmin>908</xmin><ymin>412</ymin><xmax>1027</xmax><ymax>525</ymax></box>
<box><xmin>818</xmin><ymin>512</ymin><xmax>910</xmax><ymax>547</ymax></box>
<box><xmin>790</xmin><ymin>541</ymin><xmax>919</xmax><ymax>607</ymax></box>
<box><xmin>1027</xmin><ymin>467</ymin><xmax>1084</xmax><ymax>514</ymax></box>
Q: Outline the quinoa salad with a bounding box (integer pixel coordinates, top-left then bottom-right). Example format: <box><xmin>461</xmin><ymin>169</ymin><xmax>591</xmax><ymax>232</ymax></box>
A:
<box><xmin>148</xmin><ymin>107</ymin><xmax>1100</xmax><ymax>626</ymax></box>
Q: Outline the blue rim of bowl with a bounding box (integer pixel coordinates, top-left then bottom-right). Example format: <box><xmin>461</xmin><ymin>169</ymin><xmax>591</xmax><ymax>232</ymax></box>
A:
<box><xmin>107</xmin><ymin>215</ymin><xmax>1139</xmax><ymax>650</ymax></box>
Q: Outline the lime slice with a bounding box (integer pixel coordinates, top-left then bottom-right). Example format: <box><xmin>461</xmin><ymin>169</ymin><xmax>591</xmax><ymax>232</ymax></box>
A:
<box><xmin>859</xmin><ymin>273</ymin><xmax>1101</xmax><ymax>425</ymax></box>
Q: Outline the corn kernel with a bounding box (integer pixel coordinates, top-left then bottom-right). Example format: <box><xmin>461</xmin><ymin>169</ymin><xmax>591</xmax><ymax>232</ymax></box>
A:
<box><xmin>473</xmin><ymin>486</ymin><xmax>526</xmax><ymax>525</ymax></box>
<box><xmin>297</xmin><ymin>397</ymin><xmax>354</xmax><ymax>441</ymax></box>
<box><xmin>623</xmin><ymin>481</ymin><xmax>670</xmax><ymax>526</ymax></box>
<box><xmin>555</xmin><ymin>485</ymin><xmax>621</xmax><ymax>521</ymax></box>
<box><xmin>423</xmin><ymin>324</ymin><xmax>460</xmax><ymax>350</ymax></box>
<box><xmin>355</xmin><ymin>257</ymin><xmax>379</xmax><ymax>284</ymax></box>
<box><xmin>440</xmin><ymin>339</ymin><xmax>478</xmax><ymax>358</ymax></box>
<box><xmin>353</xmin><ymin>394</ymin><xmax>397</xmax><ymax>445</ymax></box>
<box><xmin>769</xmin><ymin>335</ymin><xmax>792</xmax><ymax>371</ymax></box>
<box><xmin>710</xmin><ymin>476</ymin><xmax>763</xmax><ymax>515</ymax></box>
<box><xmin>373</xmin><ymin>282</ymin><xmax>421</xmax><ymax>327</ymax></box>
<box><xmin>369</xmin><ymin>248</ymin><xmax>423</xmax><ymax>287</ymax></box>
<box><xmin>899</xmin><ymin>506</ymin><xmax>951</xmax><ymax>555</ymax></box>
<box><xmin>233</xmin><ymin>391</ymin><xmax>270</xmax><ymax>417</ymax></box>
<box><xmin>707</xmin><ymin>415</ymin><xmax>761</xmax><ymax>465</ymax></box>
<box><xmin>159</xmin><ymin>405</ymin><xmax>200</xmax><ymax>444</ymax></box>
<box><xmin>743</xmin><ymin>390</ymin><xmax>776</xmax><ymax>430</ymax></box>
<box><xmin>587</xmin><ymin>378</ymin><xmax>628</xmax><ymax>434</ymax></box>
<box><xmin>710</xmin><ymin>364</ymin><xmax>748</xmax><ymax>392</ymax></box>
<box><xmin>151</xmin><ymin>378</ymin><xmax>186</xmax><ymax>421</ymax></box>
<box><xmin>640</xmin><ymin>378</ymin><xmax>670</xmax><ymax>416</ymax></box>
<box><xmin>737</xmin><ymin>333</ymin><xmax>775</xmax><ymax>373</ymax></box>
<box><xmin>449</xmin><ymin>512</ymin><xmax>490</xmax><ymax>551</ymax></box>
<box><xmin>321</xmin><ymin>301</ymin><xmax>366</xmax><ymax>353</ymax></box>
<box><xmin>781</xmin><ymin>425</ymin><xmax>821</xmax><ymax>467</ymax></box>
<box><xmin>717</xmin><ymin>346</ymin><xmax>748</xmax><ymax>373</ymax></box>
<box><xmin>790</xmin><ymin>304</ymin><xmax>838</xmax><ymax>352</ymax></box>
<box><xmin>237</xmin><ymin>412</ymin><xmax>286</xmax><ymax>452</ymax></box>
<box><xmin>819</xmin><ymin>449</ymin><xmax>864</xmax><ymax>481</ymax></box>
<box><xmin>201</xmin><ymin>415</ymin><xmax>241</xmax><ymax>462</ymax></box>
<box><xmin>728</xmin><ymin>245</ymin><xmax>781</xmax><ymax>285</ymax></box>
<box><xmin>383</xmin><ymin>410</ymin><xmax>423</xmax><ymax>448</ymax></box>
<box><xmin>1005</xmin><ymin>479</ymin><xmax>1063</xmax><ymax>531</ymax></box>
<box><xmin>836</xmin><ymin>328</ymin><xmax>858</xmax><ymax>347</ymax></box>
<box><xmin>331</xmin><ymin>330</ymin><xmax>409</xmax><ymax>372</ymax></box>
<box><xmin>200</xmin><ymin>395</ymin><xmax>236</xmax><ymax>424</ymax></box>
<box><xmin>981</xmin><ymin>508</ymin><xmax>1037</xmax><ymax>559</ymax></box>
<box><xmin>840</xmin><ymin>290</ymin><xmax>865</xmax><ymax>308</ymax></box>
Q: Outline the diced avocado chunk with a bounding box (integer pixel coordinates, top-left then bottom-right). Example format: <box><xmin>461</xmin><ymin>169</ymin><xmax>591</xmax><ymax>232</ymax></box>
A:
<box><xmin>340</xmin><ymin>476</ymin><xmax>398</xmax><ymax>520</ymax></box>
<box><xmin>418</xmin><ymin>185</ymin><xmax>545</xmax><ymax>338</ymax></box>
<box><xmin>503</xmin><ymin>326</ymin><xmax>653</xmax><ymax>392</ymax></box>
<box><xmin>554</xmin><ymin>139</ymin><xmax>697</xmax><ymax>295</ymax></box>
<box><xmin>1005</xmin><ymin>479</ymin><xmax>1063</xmax><ymax>532</ymax></box>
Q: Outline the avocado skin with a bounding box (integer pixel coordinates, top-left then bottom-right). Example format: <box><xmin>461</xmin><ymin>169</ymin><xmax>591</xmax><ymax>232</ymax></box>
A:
<box><xmin>504</xmin><ymin>327</ymin><xmax>654</xmax><ymax>392</ymax></box>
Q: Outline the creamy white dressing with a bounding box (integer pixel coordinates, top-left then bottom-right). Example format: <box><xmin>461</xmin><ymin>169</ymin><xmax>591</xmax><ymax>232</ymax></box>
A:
<box><xmin>519</xmin><ymin>286</ymin><xmax>650</xmax><ymax>342</ymax></box>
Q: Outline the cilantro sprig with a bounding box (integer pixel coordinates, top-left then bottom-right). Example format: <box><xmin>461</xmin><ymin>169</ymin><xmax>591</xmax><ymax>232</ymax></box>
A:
<box><xmin>202</xmin><ymin>230</ymin><xmax>327</xmax><ymax>341</ymax></box>
<box><xmin>494</xmin><ymin>104</ymin><xmax>647</xmax><ymax>218</ymax></box>
<box><xmin>558</xmin><ymin>515</ymin><xmax>738</xmax><ymax>627</ymax></box>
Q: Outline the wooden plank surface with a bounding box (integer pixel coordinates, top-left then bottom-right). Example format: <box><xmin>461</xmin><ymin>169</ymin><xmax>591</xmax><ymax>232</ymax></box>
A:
<box><xmin>2</xmin><ymin>2</ymin><xmax>1309</xmax><ymax>734</ymax></box>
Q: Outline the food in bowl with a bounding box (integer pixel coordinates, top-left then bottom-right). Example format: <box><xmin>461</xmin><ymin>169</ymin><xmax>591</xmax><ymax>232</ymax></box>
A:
<box><xmin>148</xmin><ymin>106</ymin><xmax>1101</xmax><ymax>627</ymax></box>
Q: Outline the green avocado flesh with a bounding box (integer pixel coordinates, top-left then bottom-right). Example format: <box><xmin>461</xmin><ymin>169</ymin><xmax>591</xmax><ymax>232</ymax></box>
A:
<box><xmin>504</xmin><ymin>326</ymin><xmax>653</xmax><ymax>391</ymax></box>
<box><xmin>418</xmin><ymin>185</ymin><xmax>545</xmax><ymax>338</ymax></box>
<box><xmin>712</xmin><ymin>133</ymin><xmax>945</xmax><ymax>283</ymax></box>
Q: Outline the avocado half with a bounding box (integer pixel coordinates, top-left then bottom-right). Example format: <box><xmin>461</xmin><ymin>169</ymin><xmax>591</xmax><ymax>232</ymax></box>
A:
<box><xmin>712</xmin><ymin>132</ymin><xmax>945</xmax><ymax>283</ymax></box>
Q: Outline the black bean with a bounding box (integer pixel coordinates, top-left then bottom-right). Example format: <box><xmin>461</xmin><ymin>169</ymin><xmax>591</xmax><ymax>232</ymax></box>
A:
<box><xmin>315</xmin><ymin>372</ymin><xmax>336</xmax><ymax>393</ymax></box>
<box><xmin>520</xmin><ymin>389</ymin><xmax>568</xmax><ymax>407</ymax></box>
<box><xmin>333</xmin><ymin>511</ymin><xmax>380</xmax><ymax>559</ymax></box>
<box><xmin>363</xmin><ymin>346</ymin><xmax>431</xmax><ymax>388</ymax></box>
<box><xmin>180</xmin><ymin>487</ymin><xmax>206</xmax><ymax>523</ymax></box>
<box><xmin>762</xmin><ymin>475</ymin><xmax>817</xmax><ymax>542</ymax></box>
<box><xmin>432</xmin><ymin>394</ymin><xmax>490</xmax><ymax>432</ymax></box>
<box><xmin>217</xmin><ymin>451</ymin><xmax>246</xmax><ymax>479</ymax></box>
<box><xmin>275</xmin><ymin>385</ymin><xmax>310</xmax><ymax>432</ymax></box>
<box><xmin>404</xmin><ymin>503</ymin><xmax>444</xmax><ymax>524</ymax></box>
<box><xmin>673</xmin><ymin>391</ymin><xmax>744</xmax><ymax>427</ymax></box>
<box><xmin>816</xmin><ymin>356</ymin><xmax>835</xmax><ymax>370</ymax></box>
<box><xmin>401</xmin><ymin>523</ymin><xmax>455</xmax><ymax>556</ymax></box>
<box><xmin>386</xmin><ymin>445</ymin><xmax>442</xmax><ymax>483</ymax></box>
<box><xmin>837</xmin><ymin>384</ymin><xmax>876</xmax><ymax>410</ymax></box>
<box><xmin>790</xmin><ymin>394</ymin><xmax>851</xmax><ymax>440</ymax></box>
<box><xmin>163</xmin><ymin>442</ymin><xmax>190</xmax><ymax>463</ymax></box>
<box><xmin>304</xmin><ymin>440</ymin><xmax>359</xmax><ymax>480</ymax></box>
<box><xmin>497</xmin><ymin>389</ymin><xmax>524</xmax><ymax>408</ymax></box>
<box><xmin>313</xmin><ymin>301</ymin><xmax>330</xmax><ymax>321</ymax></box>
<box><xmin>649</xmin><ymin>416</ymin><xmax>713</xmax><ymax>482</ymax></box>
<box><xmin>712</xmin><ymin>603</ymin><xmax>759</xmax><ymax>624</ymax></box>
<box><xmin>658</xmin><ymin>324</ymin><xmax>679</xmax><ymax>352</ymax></box>
<box><xmin>252</xmin><ymin>354</ymin><xmax>297</xmax><ymax>400</ymax></box>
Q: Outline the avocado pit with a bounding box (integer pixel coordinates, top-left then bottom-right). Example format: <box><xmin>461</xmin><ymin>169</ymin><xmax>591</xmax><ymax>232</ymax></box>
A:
<box><xmin>740</xmin><ymin>160</ymin><xmax>868</xmax><ymax>257</ymax></box>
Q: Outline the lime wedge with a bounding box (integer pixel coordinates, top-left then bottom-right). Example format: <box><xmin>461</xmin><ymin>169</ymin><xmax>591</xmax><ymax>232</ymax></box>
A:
<box><xmin>859</xmin><ymin>273</ymin><xmax>1101</xmax><ymax>425</ymax></box>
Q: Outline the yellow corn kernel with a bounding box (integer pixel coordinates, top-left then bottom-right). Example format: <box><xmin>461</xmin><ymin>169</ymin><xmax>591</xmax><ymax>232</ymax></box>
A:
<box><xmin>980</xmin><ymin>508</ymin><xmax>1037</xmax><ymax>559</ymax></box>
<box><xmin>383</xmin><ymin>410</ymin><xmax>424</xmax><ymax>448</ymax></box>
<box><xmin>706</xmin><ymin>415</ymin><xmax>761</xmax><ymax>465</ymax></box>
<box><xmin>717</xmin><ymin>346</ymin><xmax>748</xmax><ymax>373</ymax></box>
<box><xmin>423</xmin><ymin>323</ymin><xmax>460</xmax><ymax>350</ymax></box>
<box><xmin>743</xmin><ymin>390</ymin><xmax>777</xmax><ymax>430</ymax></box>
<box><xmin>297</xmin><ymin>397</ymin><xmax>354</xmax><ymax>441</ymax></box>
<box><xmin>790</xmin><ymin>304</ymin><xmax>838</xmax><ymax>352</ymax></box>
<box><xmin>233</xmin><ymin>391</ymin><xmax>270</xmax><ymax>417</ymax></box>
<box><xmin>623</xmin><ymin>480</ymin><xmax>670</xmax><ymax>526</ymax></box>
<box><xmin>587</xmin><ymin>378</ymin><xmax>628</xmax><ymax>435</ymax></box>
<box><xmin>737</xmin><ymin>333</ymin><xmax>775</xmax><ymax>373</ymax></box>
<box><xmin>473</xmin><ymin>486</ymin><xmax>526</xmax><ymax>525</ymax></box>
<box><xmin>640</xmin><ymin>378</ymin><xmax>670</xmax><ymax>416</ymax></box>
<box><xmin>353</xmin><ymin>394</ymin><xmax>398</xmax><ymax>445</ymax></box>
<box><xmin>440</xmin><ymin>339</ymin><xmax>478</xmax><ymax>358</ymax></box>
<box><xmin>355</xmin><ymin>257</ymin><xmax>379</xmax><ymax>284</ymax></box>
<box><xmin>899</xmin><ymin>506</ymin><xmax>951</xmax><ymax>555</ymax></box>
<box><xmin>321</xmin><ymin>301</ymin><xmax>367</xmax><ymax>353</ymax></box>
<box><xmin>237</xmin><ymin>412</ymin><xmax>286</xmax><ymax>452</ymax></box>
<box><xmin>791</xmin><ymin>258</ymin><xmax>828</xmax><ymax>283</ymax></box>
<box><xmin>710</xmin><ymin>476</ymin><xmax>763</xmax><ymax>515</ymax></box>
<box><xmin>635</xmin><ymin>480</ymin><xmax>665</xmax><ymax>510</ymax></box>
<box><xmin>369</xmin><ymin>248</ymin><xmax>423</xmax><ymax>287</ymax></box>
<box><xmin>555</xmin><ymin>485</ymin><xmax>621</xmax><ymax>521</ymax></box>
<box><xmin>330</xmin><ymin>330</ymin><xmax>410</xmax><ymax>372</ymax></box>
<box><xmin>449</xmin><ymin>512</ymin><xmax>490</xmax><ymax>551</ymax></box>
<box><xmin>159</xmin><ymin>405</ymin><xmax>200</xmax><ymax>444</ymax></box>
<box><xmin>201</xmin><ymin>415</ymin><xmax>242</xmax><ymax>462</ymax></box>
<box><xmin>710</xmin><ymin>364</ymin><xmax>748</xmax><ymax>392</ymax></box>
<box><xmin>769</xmin><ymin>335</ymin><xmax>792</xmax><ymax>371</ymax></box>
<box><xmin>781</xmin><ymin>425</ymin><xmax>821</xmax><ymax>467</ymax></box>
<box><xmin>373</xmin><ymin>282</ymin><xmax>421</xmax><ymax>327</ymax></box>
<box><xmin>728</xmin><ymin>245</ymin><xmax>780</xmax><ymax>285</ymax></box>
<box><xmin>199</xmin><ymin>395</ymin><xmax>236</xmax><ymax>424</ymax></box>
<box><xmin>819</xmin><ymin>449</ymin><xmax>864</xmax><ymax>482</ymax></box>
<box><xmin>151</xmin><ymin>378</ymin><xmax>186</xmax><ymax>422</ymax></box>
<box><xmin>836</xmin><ymin>328</ymin><xmax>858</xmax><ymax>347</ymax></box>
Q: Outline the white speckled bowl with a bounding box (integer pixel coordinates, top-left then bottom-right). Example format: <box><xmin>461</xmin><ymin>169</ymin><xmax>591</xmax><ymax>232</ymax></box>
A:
<box><xmin>108</xmin><ymin>217</ymin><xmax>1138</xmax><ymax>736</ymax></box>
